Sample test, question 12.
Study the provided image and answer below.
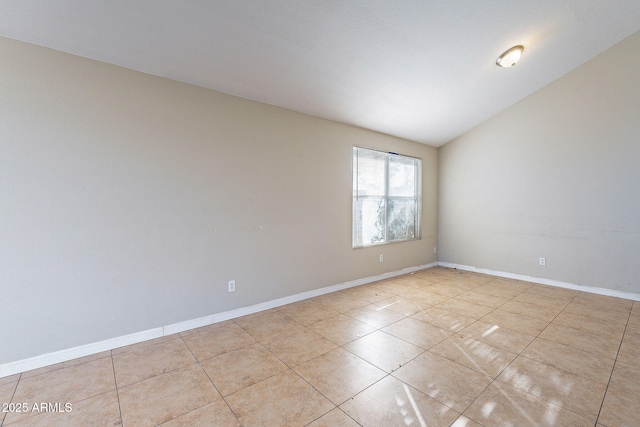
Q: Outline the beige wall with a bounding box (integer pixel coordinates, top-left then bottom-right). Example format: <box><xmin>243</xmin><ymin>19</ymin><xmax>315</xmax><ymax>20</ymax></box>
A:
<box><xmin>439</xmin><ymin>31</ymin><xmax>640</xmax><ymax>294</ymax></box>
<box><xmin>0</xmin><ymin>37</ymin><xmax>438</xmax><ymax>364</ymax></box>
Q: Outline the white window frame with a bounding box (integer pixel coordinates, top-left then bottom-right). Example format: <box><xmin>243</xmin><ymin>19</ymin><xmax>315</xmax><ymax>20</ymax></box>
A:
<box><xmin>352</xmin><ymin>146</ymin><xmax>422</xmax><ymax>248</ymax></box>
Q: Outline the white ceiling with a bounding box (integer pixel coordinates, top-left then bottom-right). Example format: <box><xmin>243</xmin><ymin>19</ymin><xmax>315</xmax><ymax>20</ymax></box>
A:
<box><xmin>1</xmin><ymin>1</ymin><xmax>639</xmax><ymax>147</ymax></box>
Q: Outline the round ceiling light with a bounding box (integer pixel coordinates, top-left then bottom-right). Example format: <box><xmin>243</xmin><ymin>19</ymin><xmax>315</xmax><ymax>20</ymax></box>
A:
<box><xmin>496</xmin><ymin>45</ymin><xmax>524</xmax><ymax>68</ymax></box>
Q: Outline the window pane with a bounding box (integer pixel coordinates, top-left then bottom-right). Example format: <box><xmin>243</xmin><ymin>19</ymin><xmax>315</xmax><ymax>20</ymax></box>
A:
<box><xmin>353</xmin><ymin>197</ymin><xmax>385</xmax><ymax>246</ymax></box>
<box><xmin>387</xmin><ymin>198</ymin><xmax>417</xmax><ymax>241</ymax></box>
<box><xmin>389</xmin><ymin>155</ymin><xmax>416</xmax><ymax>197</ymax></box>
<box><xmin>354</xmin><ymin>148</ymin><xmax>386</xmax><ymax>196</ymax></box>
<box><xmin>352</xmin><ymin>147</ymin><xmax>421</xmax><ymax>248</ymax></box>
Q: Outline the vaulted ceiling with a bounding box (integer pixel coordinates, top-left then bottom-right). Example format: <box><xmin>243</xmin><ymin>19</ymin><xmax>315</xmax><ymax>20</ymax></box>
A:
<box><xmin>1</xmin><ymin>1</ymin><xmax>639</xmax><ymax>146</ymax></box>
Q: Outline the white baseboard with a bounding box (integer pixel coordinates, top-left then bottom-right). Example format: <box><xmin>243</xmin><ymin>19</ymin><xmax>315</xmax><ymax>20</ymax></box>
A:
<box><xmin>438</xmin><ymin>262</ymin><xmax>640</xmax><ymax>301</ymax></box>
<box><xmin>0</xmin><ymin>328</ymin><xmax>163</xmax><ymax>379</ymax></box>
<box><xmin>0</xmin><ymin>262</ymin><xmax>436</xmax><ymax>379</ymax></box>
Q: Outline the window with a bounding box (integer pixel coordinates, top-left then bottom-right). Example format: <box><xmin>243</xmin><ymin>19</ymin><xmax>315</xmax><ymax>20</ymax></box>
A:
<box><xmin>352</xmin><ymin>146</ymin><xmax>421</xmax><ymax>247</ymax></box>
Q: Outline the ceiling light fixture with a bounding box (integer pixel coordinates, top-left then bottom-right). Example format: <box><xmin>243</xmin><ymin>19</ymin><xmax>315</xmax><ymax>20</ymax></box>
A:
<box><xmin>496</xmin><ymin>45</ymin><xmax>524</xmax><ymax>68</ymax></box>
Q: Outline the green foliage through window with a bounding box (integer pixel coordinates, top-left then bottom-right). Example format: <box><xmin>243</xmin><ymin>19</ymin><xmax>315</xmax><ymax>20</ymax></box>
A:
<box><xmin>352</xmin><ymin>147</ymin><xmax>421</xmax><ymax>247</ymax></box>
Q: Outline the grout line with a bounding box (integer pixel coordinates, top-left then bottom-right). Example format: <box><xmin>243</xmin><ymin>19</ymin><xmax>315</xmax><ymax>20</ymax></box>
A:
<box><xmin>195</xmin><ymin>348</ymin><xmax>242</xmax><ymax>427</ymax></box>
<box><xmin>286</xmin><ymin>368</ymin><xmax>342</xmax><ymax>422</ymax></box>
<box><xmin>108</xmin><ymin>353</ymin><xmax>124</xmax><ymax>427</ymax></box>
<box><xmin>1</xmin><ymin>267</ymin><xmax>635</xmax><ymax>426</ymax></box>
<box><xmin>353</xmin><ymin>278</ymin><xmax>489</xmax><ymax>420</ymax></box>
<box><xmin>471</xmin><ymin>289</ymin><xmax>628</xmax><ymax>424</ymax></box>
<box><xmin>446</xmin><ymin>279</ymin><xmax>582</xmax><ymax>423</ymax></box>
<box><xmin>511</xmin><ymin>288</ymin><xmax>579</xmax><ymax>355</ymax></box>
<box><xmin>594</xmin><ymin>307</ymin><xmax>633</xmax><ymax>426</ymax></box>
<box><xmin>0</xmin><ymin>373</ymin><xmax>21</xmax><ymax>427</ymax></box>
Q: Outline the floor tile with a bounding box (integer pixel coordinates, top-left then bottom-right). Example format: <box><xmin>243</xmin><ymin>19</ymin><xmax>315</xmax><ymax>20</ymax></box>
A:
<box><xmin>382</xmin><ymin>317</ymin><xmax>452</xmax><ymax>349</ymax></box>
<box><xmin>312</xmin><ymin>293</ymin><xmax>370</xmax><ymax>313</ymax></box>
<box><xmin>427</xmin><ymin>282</ymin><xmax>469</xmax><ymax>297</ymax></box>
<box><xmin>538</xmin><ymin>323</ymin><xmax>620</xmax><ymax>360</ymax></box>
<box><xmin>344</xmin><ymin>285</ymin><xmax>395</xmax><ymax>303</ymax></box>
<box><xmin>309</xmin><ymin>314</ymin><xmax>376</xmax><ymax>346</ymax></box>
<box><xmin>456</xmin><ymin>290</ymin><xmax>510</xmax><ymax>308</ymax></box>
<box><xmin>234</xmin><ymin>310</ymin><xmax>304</xmax><ymax>341</ymax></box>
<box><xmin>473</xmin><ymin>282</ymin><xmax>528</xmax><ymax>299</ymax></box>
<box><xmin>608</xmin><ymin>360</ymin><xmax>640</xmax><ymax>397</ymax></box>
<box><xmin>411</xmin><ymin>268</ymin><xmax>454</xmax><ymax>282</ymax></box>
<box><xmin>512</xmin><ymin>292</ymin><xmax>572</xmax><ymax>311</ymax></box>
<box><xmin>385</xmin><ymin>274</ymin><xmax>432</xmax><ymax>288</ymax></box>
<box><xmin>392</xmin><ymin>352</ymin><xmax>492</xmax><ymax>413</ymax></box>
<box><xmin>0</xmin><ymin>381</ymin><xmax>19</xmax><ymax>426</ymax></box>
<box><xmin>618</xmin><ymin>327</ymin><xmax>640</xmax><ymax>367</ymax></box>
<box><xmin>225</xmin><ymin>370</ymin><xmax>334</xmax><ymax>427</ymax></box>
<box><xmin>598</xmin><ymin>388</ymin><xmax>640</xmax><ymax>427</ymax></box>
<box><xmin>4</xmin><ymin>267</ymin><xmax>638</xmax><ymax>427</ymax></box>
<box><xmin>113</xmin><ymin>337</ymin><xmax>196</xmax><ymax>387</ymax></box>
<box><xmin>118</xmin><ymin>364</ymin><xmax>220</xmax><ymax>427</ymax></box>
<box><xmin>340</xmin><ymin>375</ymin><xmax>460</xmax><ymax>427</ymax></box>
<box><xmin>306</xmin><ymin>408</ymin><xmax>360</xmax><ymax>427</ymax></box>
<box><xmin>436</xmin><ymin>298</ymin><xmax>494</xmax><ymax>319</ymax></box>
<box><xmin>563</xmin><ymin>300</ymin><xmax>630</xmax><ymax>324</ymax></box>
<box><xmin>0</xmin><ymin>380</ymin><xmax>17</xmax><ymax>400</ymax></box>
<box><xmin>200</xmin><ymin>343</ymin><xmax>287</xmax><ymax>396</ymax></box>
<box><xmin>294</xmin><ymin>348</ymin><xmax>386</xmax><ymax>405</ymax></box>
<box><xmin>452</xmin><ymin>273</ymin><xmax>494</xmax><ymax>286</ymax></box>
<box><xmin>374</xmin><ymin>296</ymin><xmax>426</xmax><ymax>316</ymax></box>
<box><xmin>450</xmin><ymin>415</ymin><xmax>484</xmax><ymax>427</ymax></box>
<box><xmin>622</xmin><ymin>324</ymin><xmax>640</xmax><ymax>345</ymax></box>
<box><xmin>235</xmin><ymin>307</ymin><xmax>282</xmax><ymax>321</ymax></box>
<box><xmin>438</xmin><ymin>277</ymin><xmax>483</xmax><ymax>290</ymax></box>
<box><xmin>521</xmin><ymin>338</ymin><xmax>615</xmax><ymax>384</ymax></box>
<box><xmin>411</xmin><ymin>278</ymin><xmax>442</xmax><ymax>290</ymax></box>
<box><xmin>182</xmin><ymin>322</ymin><xmax>255</xmax><ymax>361</ymax></box>
<box><xmin>160</xmin><ymin>399</ymin><xmax>240</xmax><ymax>427</ymax></box>
<box><xmin>5</xmin><ymin>357</ymin><xmax>115</xmax><ymax>424</ymax></box>
<box><xmin>345</xmin><ymin>304</ymin><xmax>406</xmax><ymax>329</ymax></box>
<box><xmin>618</xmin><ymin>340</ymin><xmax>640</xmax><ymax>368</ymax></box>
<box><xmin>178</xmin><ymin>319</ymin><xmax>234</xmax><ymax>337</ymax></box>
<box><xmin>553</xmin><ymin>311</ymin><xmax>626</xmax><ymax>341</ymax></box>
<box><xmin>371</xmin><ymin>279</ymin><xmax>417</xmax><ymax>296</ymax></box>
<box><xmin>628</xmin><ymin>313</ymin><xmax>640</xmax><ymax>330</ymax></box>
<box><xmin>0</xmin><ymin>374</ymin><xmax>19</xmax><ymax>387</ymax></box>
<box><xmin>498</xmin><ymin>299</ymin><xmax>562</xmax><ymax>322</ymax></box>
<box><xmin>343</xmin><ymin>330</ymin><xmax>424</xmax><ymax>373</ymax></box>
<box><xmin>277</xmin><ymin>301</ymin><xmax>340</xmax><ymax>326</ymax></box>
<box><xmin>464</xmin><ymin>382</ymin><xmax>592</xmax><ymax>426</ymax></box>
<box><xmin>572</xmin><ymin>293</ymin><xmax>633</xmax><ymax>311</ymax></box>
<box><xmin>5</xmin><ymin>390</ymin><xmax>121</xmax><ymax>427</ymax></box>
<box><xmin>429</xmin><ymin>334</ymin><xmax>517</xmax><ymax>378</ymax></box>
<box><xmin>412</xmin><ymin>307</ymin><xmax>475</xmax><ymax>332</ymax></box>
<box><xmin>458</xmin><ymin>320</ymin><xmax>535</xmax><ymax>354</ymax></box>
<box><xmin>481</xmin><ymin>309</ymin><xmax>550</xmax><ymax>336</ymax></box>
<box><xmin>523</xmin><ymin>285</ymin><xmax>578</xmax><ymax>300</ymax></box>
<box><xmin>496</xmin><ymin>277</ymin><xmax>534</xmax><ymax>287</ymax></box>
<box><xmin>20</xmin><ymin>351</ymin><xmax>112</xmax><ymax>379</ymax></box>
<box><xmin>497</xmin><ymin>356</ymin><xmax>607</xmax><ymax>421</ymax></box>
<box><xmin>112</xmin><ymin>334</ymin><xmax>180</xmax><ymax>355</ymax></box>
<box><xmin>401</xmin><ymin>288</ymin><xmax>451</xmax><ymax>306</ymax></box>
<box><xmin>261</xmin><ymin>327</ymin><xmax>337</xmax><ymax>367</ymax></box>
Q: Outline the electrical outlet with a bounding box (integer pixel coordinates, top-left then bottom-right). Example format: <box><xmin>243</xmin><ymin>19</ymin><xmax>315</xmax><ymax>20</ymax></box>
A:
<box><xmin>539</xmin><ymin>257</ymin><xmax>546</xmax><ymax>266</ymax></box>
<box><xmin>379</xmin><ymin>254</ymin><xmax>384</xmax><ymax>262</ymax></box>
<box><xmin>434</xmin><ymin>246</ymin><xmax>437</xmax><ymax>253</ymax></box>
<box><xmin>228</xmin><ymin>280</ymin><xmax>236</xmax><ymax>292</ymax></box>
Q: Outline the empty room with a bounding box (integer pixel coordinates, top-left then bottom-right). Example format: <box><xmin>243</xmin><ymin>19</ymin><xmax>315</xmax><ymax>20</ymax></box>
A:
<box><xmin>1</xmin><ymin>1</ymin><xmax>639</xmax><ymax>426</ymax></box>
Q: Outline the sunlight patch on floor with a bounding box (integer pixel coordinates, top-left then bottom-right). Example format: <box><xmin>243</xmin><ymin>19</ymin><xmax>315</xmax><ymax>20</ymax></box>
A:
<box><xmin>402</xmin><ymin>383</ymin><xmax>427</xmax><ymax>427</ymax></box>
<box><xmin>482</xmin><ymin>325</ymin><xmax>499</xmax><ymax>337</ymax></box>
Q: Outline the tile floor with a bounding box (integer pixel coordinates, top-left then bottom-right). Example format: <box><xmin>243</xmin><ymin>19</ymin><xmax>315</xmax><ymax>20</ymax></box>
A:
<box><xmin>1</xmin><ymin>267</ymin><xmax>639</xmax><ymax>426</ymax></box>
